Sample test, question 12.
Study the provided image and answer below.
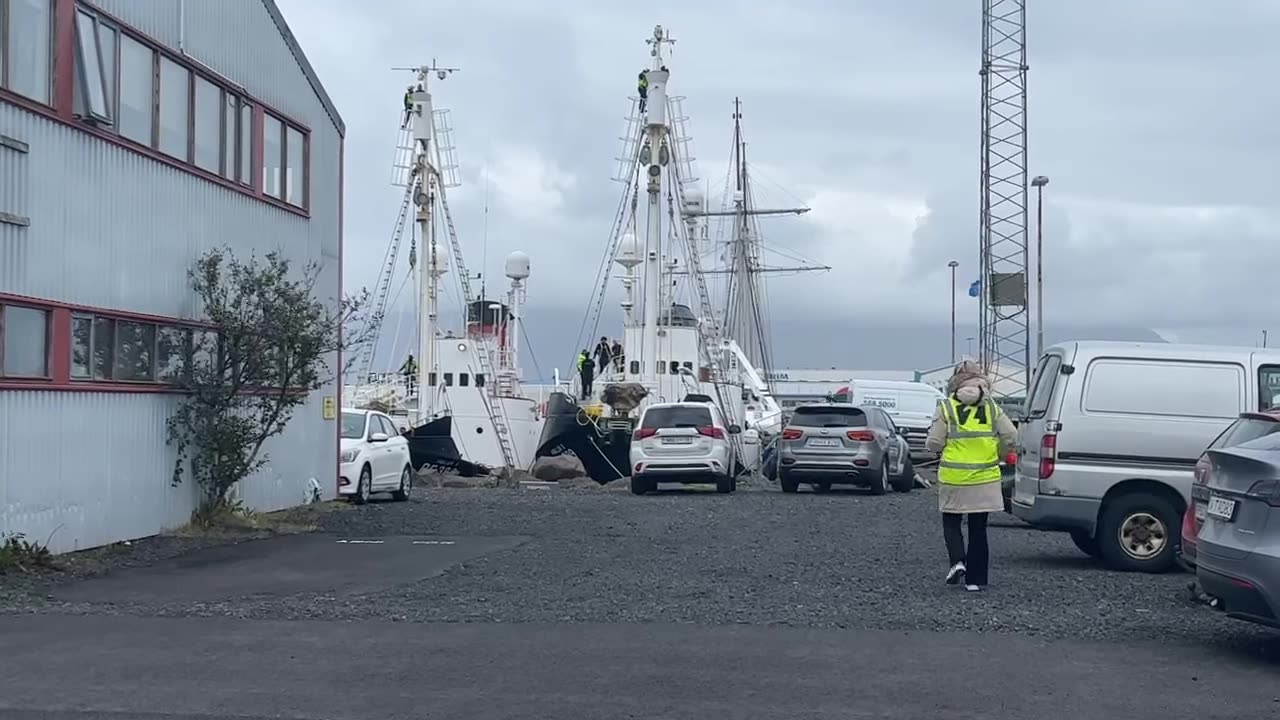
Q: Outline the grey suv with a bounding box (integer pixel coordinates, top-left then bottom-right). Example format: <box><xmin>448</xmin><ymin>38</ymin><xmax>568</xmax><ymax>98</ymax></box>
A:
<box><xmin>777</xmin><ymin>404</ymin><xmax>914</xmax><ymax>494</ymax></box>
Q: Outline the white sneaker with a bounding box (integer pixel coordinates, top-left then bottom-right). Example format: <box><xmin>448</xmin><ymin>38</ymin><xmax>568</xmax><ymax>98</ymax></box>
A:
<box><xmin>945</xmin><ymin>562</ymin><xmax>966</xmax><ymax>585</ymax></box>
<box><xmin>964</xmin><ymin>584</ymin><xmax>983</xmax><ymax>592</ymax></box>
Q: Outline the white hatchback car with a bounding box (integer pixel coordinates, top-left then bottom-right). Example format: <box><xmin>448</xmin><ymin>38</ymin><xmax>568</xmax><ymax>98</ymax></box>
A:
<box><xmin>339</xmin><ymin>407</ymin><xmax>414</xmax><ymax>504</ymax></box>
<box><xmin>629</xmin><ymin>401</ymin><xmax>740</xmax><ymax>495</ymax></box>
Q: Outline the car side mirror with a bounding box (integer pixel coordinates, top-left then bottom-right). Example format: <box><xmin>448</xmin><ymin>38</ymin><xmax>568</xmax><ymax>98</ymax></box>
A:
<box><xmin>727</xmin><ymin>424</ymin><xmax>742</xmax><ymax>435</ymax></box>
<box><xmin>369</xmin><ymin>432</ymin><xmax>389</xmax><ymax>443</ymax></box>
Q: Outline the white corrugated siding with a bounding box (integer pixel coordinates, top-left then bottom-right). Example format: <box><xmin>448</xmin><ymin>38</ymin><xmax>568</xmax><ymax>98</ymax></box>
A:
<box><xmin>0</xmin><ymin>0</ymin><xmax>342</xmax><ymax>553</ymax></box>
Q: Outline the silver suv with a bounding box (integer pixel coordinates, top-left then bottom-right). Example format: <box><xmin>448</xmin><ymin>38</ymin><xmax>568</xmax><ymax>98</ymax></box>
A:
<box><xmin>776</xmin><ymin>404</ymin><xmax>914</xmax><ymax>494</ymax></box>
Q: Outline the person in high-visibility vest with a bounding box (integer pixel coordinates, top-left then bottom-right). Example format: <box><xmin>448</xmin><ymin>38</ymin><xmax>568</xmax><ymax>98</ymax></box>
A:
<box><xmin>637</xmin><ymin>71</ymin><xmax>649</xmax><ymax>113</ymax></box>
<box><xmin>925</xmin><ymin>360</ymin><xmax>1016</xmax><ymax>592</ymax></box>
<box><xmin>401</xmin><ymin>85</ymin><xmax>415</xmax><ymax>129</ymax></box>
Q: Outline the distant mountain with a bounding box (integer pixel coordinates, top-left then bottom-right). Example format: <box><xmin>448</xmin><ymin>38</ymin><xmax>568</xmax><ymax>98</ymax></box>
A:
<box><xmin>361</xmin><ymin>305</ymin><xmax>1166</xmax><ymax>381</ymax></box>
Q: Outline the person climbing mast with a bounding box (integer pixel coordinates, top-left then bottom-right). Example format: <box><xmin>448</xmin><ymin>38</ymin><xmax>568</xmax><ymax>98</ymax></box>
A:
<box><xmin>637</xmin><ymin>71</ymin><xmax>648</xmax><ymax>114</ymax></box>
<box><xmin>401</xmin><ymin>85</ymin><xmax>415</xmax><ymax>128</ymax></box>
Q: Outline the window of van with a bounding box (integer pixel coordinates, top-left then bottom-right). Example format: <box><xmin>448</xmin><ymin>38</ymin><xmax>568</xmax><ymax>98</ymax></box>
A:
<box><xmin>1024</xmin><ymin>354</ymin><xmax>1062</xmax><ymax>419</ymax></box>
<box><xmin>1082</xmin><ymin>359</ymin><xmax>1243</xmax><ymax>419</ymax></box>
<box><xmin>1259</xmin><ymin>366</ymin><xmax>1280</xmax><ymax>410</ymax></box>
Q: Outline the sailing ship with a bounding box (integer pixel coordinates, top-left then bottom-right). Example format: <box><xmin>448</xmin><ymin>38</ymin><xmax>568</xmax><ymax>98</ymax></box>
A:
<box><xmin>343</xmin><ymin>63</ymin><xmax>544</xmax><ymax>474</ymax></box>
<box><xmin>534</xmin><ymin>26</ymin><xmax>810</xmax><ymax>485</ymax></box>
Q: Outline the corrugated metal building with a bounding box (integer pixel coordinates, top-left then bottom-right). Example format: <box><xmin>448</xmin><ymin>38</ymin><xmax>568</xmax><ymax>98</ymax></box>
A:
<box><xmin>0</xmin><ymin>0</ymin><xmax>344</xmax><ymax>552</ymax></box>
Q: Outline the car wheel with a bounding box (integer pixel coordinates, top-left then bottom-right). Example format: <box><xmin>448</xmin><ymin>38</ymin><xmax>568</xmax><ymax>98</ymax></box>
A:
<box><xmin>1070</xmin><ymin>529</ymin><xmax>1101</xmax><ymax>558</ymax></box>
<box><xmin>630</xmin><ymin>474</ymin><xmax>651</xmax><ymax>496</ymax></box>
<box><xmin>892</xmin><ymin>455</ymin><xmax>914</xmax><ymax>493</ymax></box>
<box><xmin>869</xmin><ymin>462</ymin><xmax>889</xmax><ymax>496</ymax></box>
<box><xmin>1097</xmin><ymin>492</ymin><xmax>1180</xmax><ymax>573</ymax></box>
<box><xmin>391</xmin><ymin>465</ymin><xmax>412</xmax><ymax>502</ymax></box>
<box><xmin>716</xmin><ymin>474</ymin><xmax>734</xmax><ymax>494</ymax></box>
<box><xmin>779</xmin><ymin>471</ymin><xmax>799</xmax><ymax>494</ymax></box>
<box><xmin>353</xmin><ymin>465</ymin><xmax>372</xmax><ymax>505</ymax></box>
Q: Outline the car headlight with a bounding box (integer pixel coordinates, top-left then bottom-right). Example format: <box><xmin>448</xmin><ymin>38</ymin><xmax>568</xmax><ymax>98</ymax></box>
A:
<box><xmin>340</xmin><ymin>448</ymin><xmax>359</xmax><ymax>463</ymax></box>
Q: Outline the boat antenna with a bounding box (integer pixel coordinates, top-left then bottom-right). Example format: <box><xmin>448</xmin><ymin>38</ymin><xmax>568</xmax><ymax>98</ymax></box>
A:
<box><xmin>481</xmin><ymin>161</ymin><xmax>489</xmax><ymax>302</ymax></box>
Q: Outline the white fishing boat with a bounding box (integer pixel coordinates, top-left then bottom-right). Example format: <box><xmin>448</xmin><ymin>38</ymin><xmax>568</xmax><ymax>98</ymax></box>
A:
<box><xmin>534</xmin><ymin>26</ymin><xmax>791</xmax><ymax>485</ymax></box>
<box><xmin>343</xmin><ymin>63</ymin><xmax>543</xmax><ymax>473</ymax></box>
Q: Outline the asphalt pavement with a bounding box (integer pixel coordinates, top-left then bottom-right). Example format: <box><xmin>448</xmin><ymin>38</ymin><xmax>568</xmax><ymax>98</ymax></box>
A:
<box><xmin>2</xmin><ymin>476</ymin><xmax>1279</xmax><ymax>719</ymax></box>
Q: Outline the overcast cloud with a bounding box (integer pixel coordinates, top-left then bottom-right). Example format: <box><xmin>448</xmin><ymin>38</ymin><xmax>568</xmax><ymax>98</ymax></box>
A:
<box><xmin>277</xmin><ymin>0</ymin><xmax>1280</xmax><ymax>370</ymax></box>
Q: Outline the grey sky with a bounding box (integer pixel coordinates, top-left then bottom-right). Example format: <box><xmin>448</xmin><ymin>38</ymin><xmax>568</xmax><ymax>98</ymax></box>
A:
<box><xmin>278</xmin><ymin>0</ymin><xmax>1280</xmax><ymax>369</ymax></box>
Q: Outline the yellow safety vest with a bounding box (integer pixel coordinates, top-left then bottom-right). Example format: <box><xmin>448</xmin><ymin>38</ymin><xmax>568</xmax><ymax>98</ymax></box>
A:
<box><xmin>937</xmin><ymin>397</ymin><xmax>1001</xmax><ymax>486</ymax></box>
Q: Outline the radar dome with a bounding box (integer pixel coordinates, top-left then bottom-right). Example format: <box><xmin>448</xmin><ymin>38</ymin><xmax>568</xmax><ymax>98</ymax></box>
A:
<box><xmin>614</xmin><ymin>232</ymin><xmax>642</xmax><ymax>269</ymax></box>
<box><xmin>504</xmin><ymin>250</ymin><xmax>530</xmax><ymax>279</ymax></box>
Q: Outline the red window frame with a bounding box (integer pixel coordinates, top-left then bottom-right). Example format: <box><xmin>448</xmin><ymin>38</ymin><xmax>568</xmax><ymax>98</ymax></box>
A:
<box><xmin>0</xmin><ymin>292</ymin><xmax>213</xmax><ymax>393</ymax></box>
<box><xmin>0</xmin><ymin>301</ymin><xmax>54</xmax><ymax>380</ymax></box>
<box><xmin>0</xmin><ymin>0</ymin><xmax>311</xmax><ymax>216</ymax></box>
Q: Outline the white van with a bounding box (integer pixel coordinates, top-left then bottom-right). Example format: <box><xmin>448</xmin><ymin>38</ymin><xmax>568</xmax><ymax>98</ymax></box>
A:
<box><xmin>1011</xmin><ymin>341</ymin><xmax>1280</xmax><ymax>573</ymax></box>
<box><xmin>839</xmin><ymin>379</ymin><xmax>945</xmax><ymax>455</ymax></box>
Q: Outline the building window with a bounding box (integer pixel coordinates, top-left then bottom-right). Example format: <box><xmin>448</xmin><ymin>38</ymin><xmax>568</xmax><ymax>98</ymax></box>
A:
<box><xmin>2</xmin><ymin>0</ymin><xmax>52</xmax><ymax>104</ymax></box>
<box><xmin>193</xmin><ymin>76</ymin><xmax>221</xmax><ymax>172</ymax></box>
<box><xmin>157</xmin><ymin>326</ymin><xmax>190</xmax><ymax>381</ymax></box>
<box><xmin>238</xmin><ymin>102</ymin><xmax>252</xmax><ymax>185</ymax></box>
<box><xmin>459</xmin><ymin>373</ymin><xmax>469</xmax><ymax>387</ymax></box>
<box><xmin>262</xmin><ymin>113</ymin><xmax>308</xmax><ymax>208</ymax></box>
<box><xmin>11</xmin><ymin>3</ymin><xmax>311</xmax><ymax>212</ymax></box>
<box><xmin>70</xmin><ymin>313</ymin><xmax>210</xmax><ymax>384</ymax></box>
<box><xmin>0</xmin><ymin>304</ymin><xmax>50</xmax><ymax>377</ymax></box>
<box><xmin>72</xmin><ymin>8</ymin><xmax>111</xmax><ymax>123</ymax></box>
<box><xmin>117</xmin><ymin>34</ymin><xmax>154</xmax><ymax>145</ymax></box>
<box><xmin>262</xmin><ymin>113</ymin><xmax>283</xmax><ymax>198</ymax></box>
<box><xmin>114</xmin><ymin>320</ymin><xmax>156</xmax><ymax>381</ymax></box>
<box><xmin>157</xmin><ymin>56</ymin><xmax>189</xmax><ymax>160</ymax></box>
<box><xmin>286</xmin><ymin>125</ymin><xmax>305</xmax><ymax>206</ymax></box>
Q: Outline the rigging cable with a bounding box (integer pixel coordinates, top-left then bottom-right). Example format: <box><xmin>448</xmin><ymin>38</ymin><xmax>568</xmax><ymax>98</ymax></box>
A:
<box><xmin>571</xmin><ymin>121</ymin><xmax>643</xmax><ymax>370</ymax></box>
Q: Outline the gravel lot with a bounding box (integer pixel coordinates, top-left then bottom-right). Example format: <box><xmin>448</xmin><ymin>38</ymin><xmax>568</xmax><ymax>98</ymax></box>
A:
<box><xmin>2</xmin><ymin>471</ymin><xmax>1278</xmax><ymax>659</ymax></box>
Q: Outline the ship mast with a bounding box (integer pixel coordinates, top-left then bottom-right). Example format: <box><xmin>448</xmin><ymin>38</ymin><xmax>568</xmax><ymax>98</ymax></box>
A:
<box><xmin>404</xmin><ymin>61</ymin><xmax>458</xmax><ymax>417</ymax></box>
<box><xmin>684</xmin><ymin>99</ymin><xmax>824</xmax><ymax>379</ymax></box>
<box><xmin>638</xmin><ymin>26</ymin><xmax>675</xmax><ymax>387</ymax></box>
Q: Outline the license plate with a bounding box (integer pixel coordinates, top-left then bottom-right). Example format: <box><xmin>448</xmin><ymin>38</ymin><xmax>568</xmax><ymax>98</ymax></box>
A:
<box><xmin>808</xmin><ymin>438</ymin><xmax>840</xmax><ymax>447</ymax></box>
<box><xmin>1207</xmin><ymin>495</ymin><xmax>1237</xmax><ymax>521</ymax></box>
<box><xmin>1194</xmin><ymin>502</ymin><xmax>1206</xmax><ymax>522</ymax></box>
<box><xmin>662</xmin><ymin>436</ymin><xmax>693</xmax><ymax>445</ymax></box>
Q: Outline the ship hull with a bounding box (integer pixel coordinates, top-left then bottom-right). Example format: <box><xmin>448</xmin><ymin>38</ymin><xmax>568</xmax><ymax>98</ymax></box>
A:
<box><xmin>534</xmin><ymin>392</ymin><xmax>632</xmax><ymax>484</ymax></box>
<box><xmin>405</xmin><ymin>415</ymin><xmax>488</xmax><ymax>477</ymax></box>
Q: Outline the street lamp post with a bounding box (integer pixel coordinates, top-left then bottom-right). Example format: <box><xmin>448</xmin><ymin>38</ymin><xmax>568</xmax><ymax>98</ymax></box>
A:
<box><xmin>948</xmin><ymin>260</ymin><xmax>959</xmax><ymax>364</ymax></box>
<box><xmin>1031</xmin><ymin>175</ymin><xmax>1050</xmax><ymax>359</ymax></box>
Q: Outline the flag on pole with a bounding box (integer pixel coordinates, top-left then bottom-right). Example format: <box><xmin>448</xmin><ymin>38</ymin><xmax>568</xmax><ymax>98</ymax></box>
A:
<box><xmin>967</xmin><ymin>279</ymin><xmax>980</xmax><ymax>298</ymax></box>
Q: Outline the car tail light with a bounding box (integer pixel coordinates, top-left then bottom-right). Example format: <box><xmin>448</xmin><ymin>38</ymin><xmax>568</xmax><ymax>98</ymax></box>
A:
<box><xmin>1193</xmin><ymin>455</ymin><xmax>1211</xmax><ymax>485</ymax></box>
<box><xmin>1245</xmin><ymin>479</ymin><xmax>1280</xmax><ymax>507</ymax></box>
<box><xmin>781</xmin><ymin>428</ymin><xmax>802</xmax><ymax>440</ymax></box>
<box><xmin>1038</xmin><ymin>433</ymin><xmax>1056</xmax><ymax>479</ymax></box>
<box><xmin>1181</xmin><ymin>504</ymin><xmax>1198</xmax><ymax>545</ymax></box>
<box><xmin>697</xmin><ymin>426</ymin><xmax>725</xmax><ymax>439</ymax></box>
<box><xmin>847</xmin><ymin>430</ymin><xmax>875</xmax><ymax>442</ymax></box>
<box><xmin>633</xmin><ymin>427</ymin><xmax>656</xmax><ymax>440</ymax></box>
<box><xmin>1004</xmin><ymin>450</ymin><xmax>1016</xmax><ymax>466</ymax></box>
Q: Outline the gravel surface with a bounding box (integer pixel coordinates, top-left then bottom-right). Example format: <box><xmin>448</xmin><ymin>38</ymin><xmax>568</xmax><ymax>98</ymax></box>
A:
<box><xmin>3</xmin><ymin>472</ymin><xmax>1278</xmax><ymax>658</ymax></box>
